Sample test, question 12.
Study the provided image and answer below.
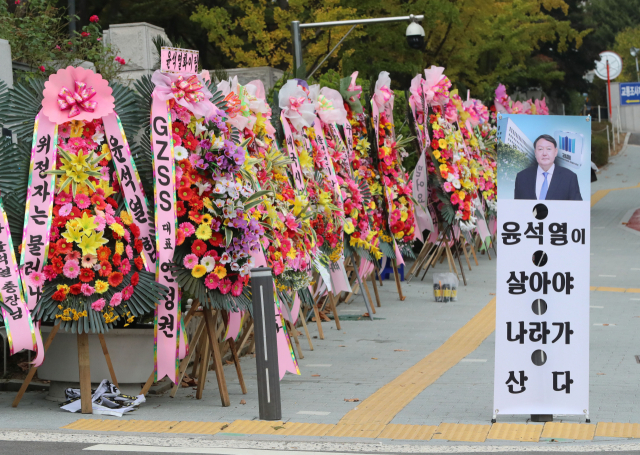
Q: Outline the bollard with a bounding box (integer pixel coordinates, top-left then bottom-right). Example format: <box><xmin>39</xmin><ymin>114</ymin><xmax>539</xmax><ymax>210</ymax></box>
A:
<box><xmin>250</xmin><ymin>267</ymin><xmax>282</xmax><ymax>421</ymax></box>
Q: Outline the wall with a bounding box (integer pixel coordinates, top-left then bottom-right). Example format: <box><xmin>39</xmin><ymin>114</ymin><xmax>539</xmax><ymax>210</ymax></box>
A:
<box><xmin>608</xmin><ymin>81</ymin><xmax>640</xmax><ymax>132</ymax></box>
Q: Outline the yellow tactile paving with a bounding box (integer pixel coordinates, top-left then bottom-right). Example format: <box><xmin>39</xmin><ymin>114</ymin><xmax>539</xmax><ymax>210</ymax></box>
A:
<box><xmin>62</xmin><ymin>419</ymin><xmax>126</xmax><ymax>431</ymax></box>
<box><xmin>272</xmin><ymin>422</ymin><xmax>335</xmax><ymax>437</ymax></box>
<box><xmin>336</xmin><ymin>298</ymin><xmax>496</xmax><ymax>427</ymax></box>
<box><xmin>541</xmin><ymin>422</ymin><xmax>596</xmax><ymax>440</ymax></box>
<box><xmin>116</xmin><ymin>420</ymin><xmax>179</xmax><ymax>433</ymax></box>
<box><xmin>165</xmin><ymin>421</ymin><xmax>228</xmax><ymax>434</ymax></box>
<box><xmin>487</xmin><ymin>423</ymin><xmax>543</xmax><ymax>442</ymax></box>
<box><xmin>432</xmin><ymin>423</ymin><xmax>491</xmax><ymax>442</ymax></box>
<box><xmin>596</xmin><ymin>422</ymin><xmax>640</xmax><ymax>438</ymax></box>
<box><xmin>325</xmin><ymin>423</ymin><xmax>387</xmax><ymax>438</ymax></box>
<box><xmin>378</xmin><ymin>424</ymin><xmax>437</xmax><ymax>440</ymax></box>
<box><xmin>221</xmin><ymin>419</ymin><xmax>291</xmax><ymax>435</ymax></box>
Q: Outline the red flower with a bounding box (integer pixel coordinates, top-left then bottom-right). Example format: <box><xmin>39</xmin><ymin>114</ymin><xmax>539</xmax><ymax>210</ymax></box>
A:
<box><xmin>176</xmin><ymin>201</ymin><xmax>186</xmax><ymax>217</ymax></box>
<box><xmin>129</xmin><ymin>223</ymin><xmax>140</xmax><ymax>239</ymax></box>
<box><xmin>177</xmin><ymin>187</ymin><xmax>194</xmax><ymax>201</ymax></box>
<box><xmin>183</xmin><ymin>134</ymin><xmax>198</xmax><ymax>151</ymax></box>
<box><xmin>98</xmin><ymin>261</ymin><xmax>112</xmax><ymax>277</ymax></box>
<box><xmin>108</xmin><ymin>272</ymin><xmax>123</xmax><ymax>287</ymax></box>
<box><xmin>51</xmin><ymin>256</ymin><xmax>64</xmax><ymax>274</ymax></box>
<box><xmin>56</xmin><ymin>239</ymin><xmax>72</xmax><ymax>254</ymax></box>
<box><xmin>176</xmin><ymin>228</ymin><xmax>185</xmax><ymax>246</ymax></box>
<box><xmin>172</xmin><ymin>122</ymin><xmax>186</xmax><ymax>137</ymax></box>
<box><xmin>122</xmin><ymin>285</ymin><xmax>134</xmax><ymax>300</ymax></box>
<box><xmin>91</xmin><ymin>194</ymin><xmax>106</xmax><ymax>210</ymax></box>
<box><xmin>209</xmin><ymin>232</ymin><xmax>224</xmax><ymax>247</ymax></box>
<box><xmin>39</xmin><ymin>65</ymin><xmax>45</xmax><ymax>72</ymax></box>
<box><xmin>79</xmin><ymin>268</ymin><xmax>95</xmax><ymax>283</ymax></box>
<box><xmin>69</xmin><ymin>283</ymin><xmax>82</xmax><ymax>295</ymax></box>
<box><xmin>191</xmin><ymin>240</ymin><xmax>207</xmax><ymax>257</ymax></box>
<box><xmin>134</xmin><ymin>239</ymin><xmax>143</xmax><ymax>253</ymax></box>
<box><xmin>106</xmin><ymin>197</ymin><xmax>118</xmax><ymax>209</ymax></box>
<box><xmin>188</xmin><ymin>210</ymin><xmax>203</xmax><ymax>223</ymax></box>
<box><xmin>97</xmin><ymin>246</ymin><xmax>111</xmax><ymax>262</ymax></box>
<box><xmin>131</xmin><ymin>272</ymin><xmax>140</xmax><ymax>286</ymax></box>
<box><xmin>134</xmin><ymin>257</ymin><xmax>144</xmax><ymax>270</ymax></box>
<box><xmin>52</xmin><ymin>290</ymin><xmax>66</xmax><ymax>301</ymax></box>
<box><xmin>177</xmin><ymin>176</ymin><xmax>191</xmax><ymax>190</ymax></box>
<box><xmin>113</xmin><ymin>253</ymin><xmax>121</xmax><ymax>267</ymax></box>
<box><xmin>81</xmin><ymin>31</ymin><xmax>90</xmax><ymax>38</ymax></box>
<box><xmin>89</xmin><ymin>14</ymin><xmax>99</xmax><ymax>22</ymax></box>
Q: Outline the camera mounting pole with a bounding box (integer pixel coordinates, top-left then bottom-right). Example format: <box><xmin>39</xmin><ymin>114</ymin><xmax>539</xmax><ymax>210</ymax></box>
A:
<box><xmin>291</xmin><ymin>14</ymin><xmax>424</xmax><ymax>78</ymax></box>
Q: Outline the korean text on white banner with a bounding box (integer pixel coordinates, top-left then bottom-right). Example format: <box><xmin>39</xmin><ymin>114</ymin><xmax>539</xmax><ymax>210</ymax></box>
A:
<box><xmin>493</xmin><ymin>114</ymin><xmax>591</xmax><ymax>419</ymax></box>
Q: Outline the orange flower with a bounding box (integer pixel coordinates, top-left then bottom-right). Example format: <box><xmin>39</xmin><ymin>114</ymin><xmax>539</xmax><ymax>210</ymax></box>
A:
<box><xmin>97</xmin><ymin>246</ymin><xmax>111</xmax><ymax>262</ymax></box>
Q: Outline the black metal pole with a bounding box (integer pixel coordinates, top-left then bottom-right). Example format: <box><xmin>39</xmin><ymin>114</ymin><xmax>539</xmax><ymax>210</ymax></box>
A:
<box><xmin>68</xmin><ymin>0</ymin><xmax>76</xmax><ymax>38</ymax></box>
<box><xmin>250</xmin><ymin>267</ymin><xmax>282</xmax><ymax>421</ymax></box>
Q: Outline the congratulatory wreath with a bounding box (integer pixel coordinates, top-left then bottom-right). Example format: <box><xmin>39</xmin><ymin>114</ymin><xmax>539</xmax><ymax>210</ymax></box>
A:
<box><xmin>0</xmin><ymin>67</ymin><xmax>168</xmax><ymax>333</ymax></box>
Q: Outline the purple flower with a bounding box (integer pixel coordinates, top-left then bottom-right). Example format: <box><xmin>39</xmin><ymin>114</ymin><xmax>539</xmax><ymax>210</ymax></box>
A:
<box><xmin>205</xmin><ymin>152</ymin><xmax>214</xmax><ymax>162</ymax></box>
<box><xmin>200</xmin><ymin>139</ymin><xmax>212</xmax><ymax>150</ymax></box>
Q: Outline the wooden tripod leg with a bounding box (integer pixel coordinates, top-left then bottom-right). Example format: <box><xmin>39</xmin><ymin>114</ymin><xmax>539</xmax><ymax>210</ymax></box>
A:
<box><xmin>13</xmin><ymin>324</ymin><xmax>60</xmax><ymax>408</ymax></box>
<box><xmin>470</xmin><ymin>240</ymin><xmax>479</xmax><ymax>266</ymax></box>
<box><xmin>170</xmin><ymin>318</ymin><xmax>206</xmax><ymax>398</ymax></box>
<box><xmin>287</xmin><ymin>320</ymin><xmax>304</xmax><ymax>359</ymax></box>
<box><xmin>361</xmin><ymin>274</ymin><xmax>376</xmax><ymax>314</ymax></box>
<box><xmin>312</xmin><ymin>304</ymin><xmax>325</xmax><ymax>340</ymax></box>
<box><xmin>421</xmin><ymin>245</ymin><xmax>444</xmax><ymax>281</ymax></box>
<box><xmin>461</xmin><ymin>240</ymin><xmax>472</xmax><ymax>271</ymax></box>
<box><xmin>77</xmin><ymin>331</ymin><xmax>92</xmax><ymax>414</ymax></box>
<box><xmin>391</xmin><ymin>259</ymin><xmax>406</xmax><ymax>301</ymax></box>
<box><xmin>204</xmin><ymin>309</ymin><xmax>230</xmax><ymax>407</ymax></box>
<box><xmin>237</xmin><ymin>320</ymin><xmax>254</xmax><ymax>355</ymax></box>
<box><xmin>228</xmin><ymin>338</ymin><xmax>247</xmax><ymax>394</ymax></box>
<box><xmin>407</xmin><ymin>242</ymin><xmax>430</xmax><ymax>278</ymax></box>
<box><xmin>452</xmin><ymin>241</ymin><xmax>468</xmax><ymax>286</ymax></box>
<box><xmin>298</xmin><ymin>309</ymin><xmax>314</xmax><ymax>350</ymax></box>
<box><xmin>195</xmin><ymin>330</ymin><xmax>210</xmax><ymax>400</ymax></box>
<box><xmin>328</xmin><ymin>292</ymin><xmax>341</xmax><ymax>330</ymax></box>
<box><xmin>97</xmin><ymin>334</ymin><xmax>118</xmax><ymax>388</ymax></box>
<box><xmin>370</xmin><ymin>271</ymin><xmax>381</xmax><ymax>307</ymax></box>
<box><xmin>190</xmin><ymin>321</ymin><xmax>207</xmax><ymax>378</ymax></box>
<box><xmin>445</xmin><ymin>242</ymin><xmax>458</xmax><ymax>275</ymax></box>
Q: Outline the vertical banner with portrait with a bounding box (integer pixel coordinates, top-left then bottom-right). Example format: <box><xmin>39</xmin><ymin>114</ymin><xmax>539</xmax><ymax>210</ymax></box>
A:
<box><xmin>493</xmin><ymin>114</ymin><xmax>591</xmax><ymax>418</ymax></box>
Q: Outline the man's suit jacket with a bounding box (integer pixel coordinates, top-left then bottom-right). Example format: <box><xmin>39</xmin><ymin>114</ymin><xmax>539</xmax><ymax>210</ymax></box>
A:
<box><xmin>514</xmin><ymin>165</ymin><xmax>582</xmax><ymax>201</ymax></box>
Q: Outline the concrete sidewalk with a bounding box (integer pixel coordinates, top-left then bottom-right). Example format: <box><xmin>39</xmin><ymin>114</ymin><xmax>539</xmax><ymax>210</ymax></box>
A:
<box><xmin>2</xmin><ymin>145</ymin><xmax>640</xmax><ymax>450</ymax></box>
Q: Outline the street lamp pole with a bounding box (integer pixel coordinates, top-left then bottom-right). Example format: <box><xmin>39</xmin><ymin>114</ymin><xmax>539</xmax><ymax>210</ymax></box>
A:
<box><xmin>291</xmin><ymin>14</ymin><xmax>424</xmax><ymax>78</ymax></box>
<box><xmin>630</xmin><ymin>47</ymin><xmax>640</xmax><ymax>82</ymax></box>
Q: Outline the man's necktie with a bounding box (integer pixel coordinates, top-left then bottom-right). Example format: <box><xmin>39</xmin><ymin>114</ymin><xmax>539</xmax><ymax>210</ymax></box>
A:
<box><xmin>540</xmin><ymin>172</ymin><xmax>549</xmax><ymax>200</ymax></box>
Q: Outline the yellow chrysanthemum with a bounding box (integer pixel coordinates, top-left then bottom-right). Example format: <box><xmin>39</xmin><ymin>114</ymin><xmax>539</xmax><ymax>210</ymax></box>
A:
<box><xmin>344</xmin><ymin>219</ymin><xmax>355</xmax><ymax>234</ymax></box>
<box><xmin>195</xmin><ymin>223</ymin><xmax>212</xmax><ymax>241</ymax></box>
<box><xmin>94</xmin><ymin>280</ymin><xmax>109</xmax><ymax>294</ymax></box>
<box><xmin>213</xmin><ymin>265</ymin><xmax>227</xmax><ymax>279</ymax></box>
<box><xmin>201</xmin><ymin>214</ymin><xmax>212</xmax><ymax>225</ymax></box>
<box><xmin>120</xmin><ymin>211</ymin><xmax>133</xmax><ymax>225</ymax></box>
<box><xmin>191</xmin><ymin>264</ymin><xmax>207</xmax><ymax>278</ymax></box>
<box><xmin>115</xmin><ymin>241</ymin><xmax>124</xmax><ymax>255</ymax></box>
<box><xmin>110</xmin><ymin>223</ymin><xmax>125</xmax><ymax>237</ymax></box>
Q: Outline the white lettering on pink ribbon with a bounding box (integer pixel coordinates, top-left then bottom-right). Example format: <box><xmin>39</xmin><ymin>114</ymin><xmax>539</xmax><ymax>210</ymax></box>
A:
<box><xmin>102</xmin><ymin>113</ymin><xmax>156</xmax><ymax>271</ymax></box>
<box><xmin>0</xmin><ymin>193</ymin><xmax>36</xmax><ymax>356</ymax></box>
<box><xmin>151</xmin><ymin>95</ymin><xmax>179</xmax><ymax>383</ymax></box>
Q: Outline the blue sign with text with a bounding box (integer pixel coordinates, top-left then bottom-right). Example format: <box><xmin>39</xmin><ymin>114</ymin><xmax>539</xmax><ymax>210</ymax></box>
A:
<box><xmin>620</xmin><ymin>83</ymin><xmax>640</xmax><ymax>105</ymax></box>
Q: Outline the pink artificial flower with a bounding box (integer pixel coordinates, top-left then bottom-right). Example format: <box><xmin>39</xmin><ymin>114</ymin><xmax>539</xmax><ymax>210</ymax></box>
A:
<box><xmin>65</xmin><ymin>250</ymin><xmax>82</xmax><ymax>262</ymax></box>
<box><xmin>75</xmin><ymin>193</ymin><xmax>90</xmax><ymax>209</ymax></box>
<box><xmin>63</xmin><ymin>259</ymin><xmax>80</xmax><ymax>279</ymax></box>
<box><xmin>218</xmin><ymin>278</ymin><xmax>232</xmax><ymax>295</ymax></box>
<box><xmin>125</xmin><ymin>245</ymin><xmax>134</xmax><ymax>260</ymax></box>
<box><xmin>179</xmin><ymin>222</ymin><xmax>195</xmax><ymax>237</ymax></box>
<box><xmin>122</xmin><ymin>285</ymin><xmax>134</xmax><ymax>300</ymax></box>
<box><xmin>123</xmin><ymin>229</ymin><xmax>131</xmax><ymax>243</ymax></box>
<box><xmin>91</xmin><ymin>298</ymin><xmax>106</xmax><ymax>311</ymax></box>
<box><xmin>172</xmin><ymin>133</ymin><xmax>182</xmax><ymax>147</ymax></box>
<box><xmin>94</xmin><ymin>215</ymin><xmax>106</xmax><ymax>232</ymax></box>
<box><xmin>58</xmin><ymin>123</ymin><xmax>71</xmax><ymax>138</ymax></box>
<box><xmin>105</xmin><ymin>213</ymin><xmax>116</xmax><ymax>225</ymax></box>
<box><xmin>59</xmin><ymin>203</ymin><xmax>73</xmax><ymax>217</ymax></box>
<box><xmin>120</xmin><ymin>258</ymin><xmax>131</xmax><ymax>275</ymax></box>
<box><xmin>43</xmin><ymin>265</ymin><xmax>57</xmax><ymax>280</ymax></box>
<box><xmin>183</xmin><ymin>254</ymin><xmax>198</xmax><ymax>269</ymax></box>
<box><xmin>81</xmin><ymin>284</ymin><xmax>95</xmax><ymax>296</ymax></box>
<box><xmin>82</xmin><ymin>254</ymin><xmax>97</xmax><ymax>268</ymax></box>
<box><xmin>29</xmin><ymin>272</ymin><xmax>45</xmax><ymax>287</ymax></box>
<box><xmin>204</xmin><ymin>273</ymin><xmax>220</xmax><ymax>290</ymax></box>
<box><xmin>104</xmin><ymin>204</ymin><xmax>115</xmax><ymax>215</ymax></box>
<box><xmin>231</xmin><ymin>279</ymin><xmax>243</xmax><ymax>297</ymax></box>
<box><xmin>55</xmin><ymin>191</ymin><xmax>72</xmax><ymax>206</ymax></box>
<box><xmin>443</xmin><ymin>181</ymin><xmax>454</xmax><ymax>193</ymax></box>
<box><xmin>272</xmin><ymin>261</ymin><xmax>284</xmax><ymax>275</ymax></box>
<box><xmin>110</xmin><ymin>292</ymin><xmax>123</xmax><ymax>307</ymax></box>
<box><xmin>100</xmin><ymin>167</ymin><xmax>110</xmax><ymax>181</ymax></box>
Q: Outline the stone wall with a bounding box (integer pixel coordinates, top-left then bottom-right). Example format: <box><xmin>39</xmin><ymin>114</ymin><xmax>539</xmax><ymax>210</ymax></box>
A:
<box><xmin>209</xmin><ymin>67</ymin><xmax>285</xmax><ymax>92</ymax></box>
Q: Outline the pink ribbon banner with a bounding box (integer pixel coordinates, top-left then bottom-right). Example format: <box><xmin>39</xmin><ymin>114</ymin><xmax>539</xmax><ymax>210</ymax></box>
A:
<box><xmin>161</xmin><ymin>47</ymin><xmax>199</xmax><ymax>74</ymax></box>
<box><xmin>0</xmin><ymin>193</ymin><xmax>37</xmax><ymax>356</ymax></box>
<box><xmin>280</xmin><ymin>113</ymin><xmax>305</xmax><ymax>191</ymax></box>
<box><xmin>102</xmin><ymin>113</ymin><xmax>156</xmax><ymax>271</ymax></box>
<box><xmin>275</xmin><ymin>289</ymin><xmax>300</xmax><ymax>379</ymax></box>
<box><xmin>151</xmin><ymin>94</ymin><xmax>180</xmax><ymax>383</ymax></box>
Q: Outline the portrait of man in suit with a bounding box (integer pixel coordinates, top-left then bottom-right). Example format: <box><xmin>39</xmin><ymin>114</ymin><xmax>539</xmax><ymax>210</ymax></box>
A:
<box><xmin>513</xmin><ymin>134</ymin><xmax>582</xmax><ymax>201</ymax></box>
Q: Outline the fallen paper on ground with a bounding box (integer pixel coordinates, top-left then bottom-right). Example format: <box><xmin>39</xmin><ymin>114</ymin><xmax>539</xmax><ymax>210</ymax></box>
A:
<box><xmin>60</xmin><ymin>379</ymin><xmax>145</xmax><ymax>416</ymax></box>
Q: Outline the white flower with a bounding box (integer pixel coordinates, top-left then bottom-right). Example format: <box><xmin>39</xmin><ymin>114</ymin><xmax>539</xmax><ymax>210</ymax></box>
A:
<box><xmin>220</xmin><ymin>253</ymin><xmax>231</xmax><ymax>264</ymax></box>
<box><xmin>214</xmin><ymin>199</ymin><xmax>225</xmax><ymax>208</ymax></box>
<box><xmin>92</xmin><ymin>131</ymin><xmax>105</xmax><ymax>144</ymax></box>
<box><xmin>230</xmin><ymin>262</ymin><xmax>240</xmax><ymax>271</ymax></box>
<box><xmin>213</xmin><ymin>183</ymin><xmax>226</xmax><ymax>194</ymax></box>
<box><xmin>201</xmin><ymin>256</ymin><xmax>215</xmax><ymax>272</ymax></box>
<box><xmin>212</xmin><ymin>136</ymin><xmax>224</xmax><ymax>149</ymax></box>
<box><xmin>195</xmin><ymin>181</ymin><xmax>211</xmax><ymax>196</ymax></box>
<box><xmin>223</xmin><ymin>206</ymin><xmax>237</xmax><ymax>218</ymax></box>
<box><xmin>452</xmin><ymin>179</ymin><xmax>461</xmax><ymax>189</ymax></box>
<box><xmin>174</xmin><ymin>146</ymin><xmax>189</xmax><ymax>161</ymax></box>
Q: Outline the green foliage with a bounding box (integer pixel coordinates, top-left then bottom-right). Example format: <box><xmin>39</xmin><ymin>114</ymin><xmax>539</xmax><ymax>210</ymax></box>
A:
<box><xmin>591</xmin><ymin>123</ymin><xmax>610</xmax><ymax>167</ymax></box>
<box><xmin>613</xmin><ymin>26</ymin><xmax>640</xmax><ymax>83</ymax></box>
<box><xmin>0</xmin><ymin>0</ymin><xmax>124</xmax><ymax>80</ymax></box>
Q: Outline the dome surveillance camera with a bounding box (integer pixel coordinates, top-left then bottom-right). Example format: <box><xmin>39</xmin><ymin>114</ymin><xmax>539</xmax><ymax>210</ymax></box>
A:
<box><xmin>406</xmin><ymin>21</ymin><xmax>425</xmax><ymax>50</ymax></box>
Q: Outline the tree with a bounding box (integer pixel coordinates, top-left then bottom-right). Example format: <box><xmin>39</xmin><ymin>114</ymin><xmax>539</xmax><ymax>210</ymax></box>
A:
<box><xmin>613</xmin><ymin>26</ymin><xmax>640</xmax><ymax>83</ymax></box>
